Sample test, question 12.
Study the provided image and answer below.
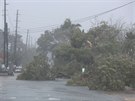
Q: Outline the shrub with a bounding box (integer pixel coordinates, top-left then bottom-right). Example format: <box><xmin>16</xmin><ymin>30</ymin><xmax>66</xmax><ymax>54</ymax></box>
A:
<box><xmin>67</xmin><ymin>73</ymin><xmax>89</xmax><ymax>86</ymax></box>
<box><xmin>87</xmin><ymin>55</ymin><xmax>135</xmax><ymax>91</ymax></box>
<box><xmin>17</xmin><ymin>55</ymin><xmax>55</xmax><ymax>80</ymax></box>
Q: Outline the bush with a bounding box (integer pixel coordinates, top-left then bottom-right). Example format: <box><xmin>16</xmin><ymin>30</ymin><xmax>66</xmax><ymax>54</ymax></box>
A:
<box><xmin>87</xmin><ymin>55</ymin><xmax>135</xmax><ymax>91</ymax></box>
<box><xmin>17</xmin><ymin>55</ymin><xmax>55</xmax><ymax>80</ymax></box>
<box><xmin>67</xmin><ymin>73</ymin><xmax>89</xmax><ymax>86</ymax></box>
<box><xmin>52</xmin><ymin>59</ymin><xmax>83</xmax><ymax>78</ymax></box>
<box><xmin>67</xmin><ymin>55</ymin><xmax>135</xmax><ymax>91</ymax></box>
<box><xmin>88</xmin><ymin>65</ymin><xmax>125</xmax><ymax>91</ymax></box>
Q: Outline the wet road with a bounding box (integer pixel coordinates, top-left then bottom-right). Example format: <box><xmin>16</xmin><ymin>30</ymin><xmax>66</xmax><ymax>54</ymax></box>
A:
<box><xmin>0</xmin><ymin>74</ymin><xmax>132</xmax><ymax>101</ymax></box>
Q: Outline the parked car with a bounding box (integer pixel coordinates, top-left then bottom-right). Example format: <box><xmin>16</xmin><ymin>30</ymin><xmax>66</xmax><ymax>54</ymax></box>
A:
<box><xmin>0</xmin><ymin>63</ymin><xmax>14</xmax><ymax>76</ymax></box>
<box><xmin>15</xmin><ymin>68</ymin><xmax>22</xmax><ymax>73</ymax></box>
<box><xmin>14</xmin><ymin>66</ymin><xmax>22</xmax><ymax>73</ymax></box>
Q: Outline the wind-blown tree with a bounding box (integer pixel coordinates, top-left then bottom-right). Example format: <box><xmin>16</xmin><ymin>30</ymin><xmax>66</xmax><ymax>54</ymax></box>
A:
<box><xmin>37</xmin><ymin>30</ymin><xmax>54</xmax><ymax>55</ymax></box>
<box><xmin>37</xmin><ymin>19</ymin><xmax>81</xmax><ymax>65</ymax></box>
<box><xmin>53</xmin><ymin>27</ymin><xmax>94</xmax><ymax>77</ymax></box>
<box><xmin>70</xmin><ymin>28</ymin><xmax>85</xmax><ymax>48</ymax></box>
<box><xmin>17</xmin><ymin>54</ymin><xmax>54</xmax><ymax>80</ymax></box>
<box><xmin>87</xmin><ymin>21</ymin><xmax>121</xmax><ymax>55</ymax></box>
<box><xmin>67</xmin><ymin>21</ymin><xmax>135</xmax><ymax>90</ymax></box>
<box><xmin>18</xmin><ymin>19</ymin><xmax>135</xmax><ymax>89</ymax></box>
<box><xmin>9</xmin><ymin>34</ymin><xmax>27</xmax><ymax>66</ymax></box>
<box><xmin>37</xmin><ymin>19</ymin><xmax>81</xmax><ymax>53</ymax></box>
<box><xmin>53</xmin><ymin>21</ymin><xmax>123</xmax><ymax>78</ymax></box>
<box><xmin>0</xmin><ymin>30</ymin><xmax>26</xmax><ymax>66</ymax></box>
<box><xmin>122</xmin><ymin>32</ymin><xmax>135</xmax><ymax>58</ymax></box>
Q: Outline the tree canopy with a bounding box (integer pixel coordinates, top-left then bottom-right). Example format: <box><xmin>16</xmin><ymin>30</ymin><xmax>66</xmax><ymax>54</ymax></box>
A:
<box><xmin>18</xmin><ymin>19</ymin><xmax>135</xmax><ymax>90</ymax></box>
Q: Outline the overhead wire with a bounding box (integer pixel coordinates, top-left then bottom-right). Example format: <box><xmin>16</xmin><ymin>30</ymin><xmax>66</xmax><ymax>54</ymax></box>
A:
<box><xmin>9</xmin><ymin>1</ymin><xmax>135</xmax><ymax>34</ymax></box>
<box><xmin>73</xmin><ymin>0</ymin><xmax>135</xmax><ymax>23</ymax></box>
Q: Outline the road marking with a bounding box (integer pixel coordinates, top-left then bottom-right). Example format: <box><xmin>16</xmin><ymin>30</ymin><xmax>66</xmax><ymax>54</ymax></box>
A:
<box><xmin>47</xmin><ymin>94</ymin><xmax>51</xmax><ymax>97</ymax></box>
<box><xmin>48</xmin><ymin>97</ymin><xmax>61</xmax><ymax>101</ymax></box>
<box><xmin>9</xmin><ymin>97</ymin><xmax>16</xmax><ymax>100</ymax></box>
<box><xmin>35</xmin><ymin>97</ymin><xmax>39</xmax><ymax>100</ymax></box>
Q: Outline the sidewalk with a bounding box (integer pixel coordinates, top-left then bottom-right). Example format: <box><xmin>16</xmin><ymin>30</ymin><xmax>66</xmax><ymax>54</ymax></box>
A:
<box><xmin>0</xmin><ymin>72</ymin><xmax>8</xmax><ymax>76</ymax></box>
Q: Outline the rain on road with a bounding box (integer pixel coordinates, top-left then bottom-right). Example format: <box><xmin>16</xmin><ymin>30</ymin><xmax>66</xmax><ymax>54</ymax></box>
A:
<box><xmin>0</xmin><ymin>74</ymin><xmax>134</xmax><ymax>101</ymax></box>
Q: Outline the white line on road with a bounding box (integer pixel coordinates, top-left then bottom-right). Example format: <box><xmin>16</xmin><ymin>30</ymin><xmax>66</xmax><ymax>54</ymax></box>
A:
<box><xmin>48</xmin><ymin>97</ymin><xmax>61</xmax><ymax>101</ymax></box>
<box><xmin>9</xmin><ymin>97</ymin><xmax>17</xmax><ymax>100</ymax></box>
<box><xmin>47</xmin><ymin>94</ymin><xmax>51</xmax><ymax>97</ymax></box>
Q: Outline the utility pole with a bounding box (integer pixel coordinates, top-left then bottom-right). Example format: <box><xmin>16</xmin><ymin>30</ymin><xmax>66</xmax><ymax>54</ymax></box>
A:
<box><xmin>26</xmin><ymin>29</ymin><xmax>29</xmax><ymax>50</ymax></box>
<box><xmin>5</xmin><ymin>23</ymin><xmax>8</xmax><ymax>67</ymax></box>
<box><xmin>14</xmin><ymin>10</ymin><xmax>19</xmax><ymax>66</ymax></box>
<box><xmin>30</xmin><ymin>36</ymin><xmax>33</xmax><ymax>48</ymax></box>
<box><xmin>28</xmin><ymin>32</ymin><xmax>30</xmax><ymax>48</ymax></box>
<box><xmin>3</xmin><ymin>0</ymin><xmax>8</xmax><ymax>67</ymax></box>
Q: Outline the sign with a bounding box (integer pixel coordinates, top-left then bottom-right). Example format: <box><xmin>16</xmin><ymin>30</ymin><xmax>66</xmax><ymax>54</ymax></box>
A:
<box><xmin>82</xmin><ymin>68</ymin><xmax>85</xmax><ymax>73</ymax></box>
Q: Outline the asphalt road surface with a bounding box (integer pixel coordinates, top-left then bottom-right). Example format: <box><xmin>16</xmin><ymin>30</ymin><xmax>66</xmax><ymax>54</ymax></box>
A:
<box><xmin>0</xmin><ymin>74</ymin><xmax>134</xmax><ymax>101</ymax></box>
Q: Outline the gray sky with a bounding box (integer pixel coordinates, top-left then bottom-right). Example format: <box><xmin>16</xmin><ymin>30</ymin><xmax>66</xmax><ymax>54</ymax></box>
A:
<box><xmin>0</xmin><ymin>0</ymin><xmax>134</xmax><ymax>44</ymax></box>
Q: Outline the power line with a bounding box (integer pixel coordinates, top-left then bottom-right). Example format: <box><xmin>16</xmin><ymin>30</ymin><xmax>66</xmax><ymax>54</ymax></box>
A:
<box><xmin>10</xmin><ymin>0</ymin><xmax>135</xmax><ymax>34</ymax></box>
<box><xmin>10</xmin><ymin>24</ymin><xmax>58</xmax><ymax>34</ymax></box>
<box><xmin>35</xmin><ymin>1</ymin><xmax>135</xmax><ymax>29</ymax></box>
<box><xmin>24</xmin><ymin>24</ymin><xmax>58</xmax><ymax>30</ymax></box>
<box><xmin>73</xmin><ymin>1</ymin><xmax>135</xmax><ymax>23</ymax></box>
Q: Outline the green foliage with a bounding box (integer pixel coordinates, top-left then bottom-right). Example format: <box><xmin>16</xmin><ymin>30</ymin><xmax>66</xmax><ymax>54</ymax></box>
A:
<box><xmin>37</xmin><ymin>31</ymin><xmax>54</xmax><ymax>54</ymax></box>
<box><xmin>17</xmin><ymin>55</ymin><xmax>54</xmax><ymax>80</ymax></box>
<box><xmin>53</xmin><ymin>49</ymin><xmax>83</xmax><ymax>77</ymax></box>
<box><xmin>88</xmin><ymin>55</ymin><xmax>135</xmax><ymax>91</ymax></box>
<box><xmin>74</xmin><ymin>48</ymin><xmax>94</xmax><ymax>65</ymax></box>
<box><xmin>54</xmin><ymin>44</ymin><xmax>74</xmax><ymax>62</ymax></box>
<box><xmin>122</xmin><ymin>32</ymin><xmax>135</xmax><ymax>58</ymax></box>
<box><xmin>53</xmin><ymin>44</ymin><xmax>94</xmax><ymax>77</ymax></box>
<box><xmin>34</xmin><ymin>20</ymin><xmax>135</xmax><ymax>91</ymax></box>
<box><xmin>37</xmin><ymin>19</ymin><xmax>81</xmax><ymax>55</ymax></box>
<box><xmin>67</xmin><ymin>73</ymin><xmax>88</xmax><ymax>86</ymax></box>
<box><xmin>70</xmin><ymin>28</ymin><xmax>85</xmax><ymax>48</ymax></box>
<box><xmin>3</xmin><ymin>33</ymin><xmax>26</xmax><ymax>66</ymax></box>
<box><xmin>64</xmin><ymin>21</ymin><xmax>135</xmax><ymax>91</ymax></box>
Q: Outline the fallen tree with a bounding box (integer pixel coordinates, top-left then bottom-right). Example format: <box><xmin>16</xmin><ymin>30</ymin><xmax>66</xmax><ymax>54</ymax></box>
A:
<box><xmin>17</xmin><ymin>55</ymin><xmax>55</xmax><ymax>80</ymax></box>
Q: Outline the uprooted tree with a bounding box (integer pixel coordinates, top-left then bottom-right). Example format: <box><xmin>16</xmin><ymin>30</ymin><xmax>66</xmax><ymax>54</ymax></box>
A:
<box><xmin>18</xmin><ymin>20</ymin><xmax>135</xmax><ymax>90</ymax></box>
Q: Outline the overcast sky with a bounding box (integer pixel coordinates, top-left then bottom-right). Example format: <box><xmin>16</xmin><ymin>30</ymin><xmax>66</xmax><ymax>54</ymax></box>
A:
<box><xmin>0</xmin><ymin>0</ymin><xmax>134</xmax><ymax>44</ymax></box>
